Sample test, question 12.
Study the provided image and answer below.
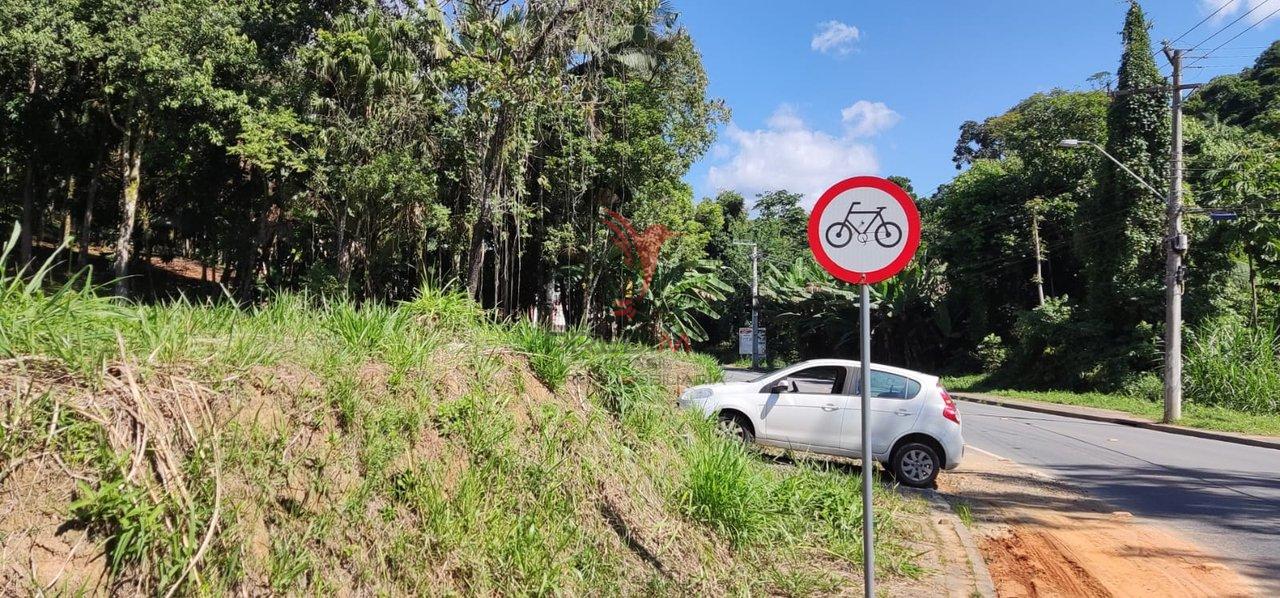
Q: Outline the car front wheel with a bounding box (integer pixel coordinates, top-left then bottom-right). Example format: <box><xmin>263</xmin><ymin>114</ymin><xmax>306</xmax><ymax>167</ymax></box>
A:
<box><xmin>716</xmin><ymin>413</ymin><xmax>754</xmax><ymax>445</ymax></box>
<box><xmin>891</xmin><ymin>442</ymin><xmax>940</xmax><ymax>488</ymax></box>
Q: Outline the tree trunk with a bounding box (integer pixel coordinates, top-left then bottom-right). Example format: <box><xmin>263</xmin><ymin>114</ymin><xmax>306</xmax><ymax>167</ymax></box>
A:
<box><xmin>1249</xmin><ymin>251</ymin><xmax>1258</xmax><ymax>328</ymax></box>
<box><xmin>19</xmin><ymin>161</ymin><xmax>35</xmax><ymax>267</ymax></box>
<box><xmin>114</xmin><ymin>122</ymin><xmax>144</xmax><ymax>297</ymax></box>
<box><xmin>1031</xmin><ymin>211</ymin><xmax>1045</xmax><ymax>307</ymax></box>
<box><xmin>465</xmin><ymin>218</ymin><xmax>483</xmax><ymax>298</ymax></box>
<box><xmin>465</xmin><ymin>106</ymin><xmax>518</xmax><ymax>299</ymax></box>
<box><xmin>19</xmin><ymin>64</ymin><xmax>38</xmax><ymax>267</ymax></box>
<box><xmin>78</xmin><ymin>149</ymin><xmax>104</xmax><ymax>268</ymax></box>
<box><xmin>61</xmin><ymin>175</ymin><xmax>76</xmax><ymax>244</ymax></box>
<box><xmin>335</xmin><ymin>199</ymin><xmax>351</xmax><ymax>288</ymax></box>
<box><xmin>236</xmin><ymin>178</ymin><xmax>280</xmax><ymax>303</ymax></box>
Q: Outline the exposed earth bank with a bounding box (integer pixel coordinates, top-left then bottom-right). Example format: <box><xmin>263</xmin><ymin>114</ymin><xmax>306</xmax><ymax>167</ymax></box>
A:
<box><xmin>939</xmin><ymin>449</ymin><xmax>1256</xmax><ymax>597</ymax></box>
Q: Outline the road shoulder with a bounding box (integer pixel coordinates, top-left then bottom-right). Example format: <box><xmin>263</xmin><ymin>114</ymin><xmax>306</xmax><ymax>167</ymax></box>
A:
<box><xmin>939</xmin><ymin>449</ymin><xmax>1257</xmax><ymax>597</ymax></box>
<box><xmin>953</xmin><ymin>392</ymin><xmax>1280</xmax><ymax>450</ymax></box>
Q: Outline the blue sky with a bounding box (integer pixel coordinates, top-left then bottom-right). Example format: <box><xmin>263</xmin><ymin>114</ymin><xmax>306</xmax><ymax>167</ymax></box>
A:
<box><xmin>677</xmin><ymin>0</ymin><xmax>1280</xmax><ymax>207</ymax></box>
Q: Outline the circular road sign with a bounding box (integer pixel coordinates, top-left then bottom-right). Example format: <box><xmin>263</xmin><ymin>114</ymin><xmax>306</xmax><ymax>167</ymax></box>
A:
<box><xmin>807</xmin><ymin>176</ymin><xmax>920</xmax><ymax>284</ymax></box>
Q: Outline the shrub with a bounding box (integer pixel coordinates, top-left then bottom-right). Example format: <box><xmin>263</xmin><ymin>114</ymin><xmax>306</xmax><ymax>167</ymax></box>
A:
<box><xmin>974</xmin><ymin>333</ymin><xmax>1007</xmax><ymax>373</ymax></box>
<box><xmin>1008</xmin><ymin>297</ymin><xmax>1156</xmax><ymax>391</ymax></box>
<box><xmin>1120</xmin><ymin>372</ymin><xmax>1162</xmax><ymax>402</ymax></box>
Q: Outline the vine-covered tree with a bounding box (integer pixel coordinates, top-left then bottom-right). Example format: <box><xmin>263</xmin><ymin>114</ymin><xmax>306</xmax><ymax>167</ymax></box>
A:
<box><xmin>1078</xmin><ymin>0</ymin><xmax>1169</xmax><ymax>333</ymax></box>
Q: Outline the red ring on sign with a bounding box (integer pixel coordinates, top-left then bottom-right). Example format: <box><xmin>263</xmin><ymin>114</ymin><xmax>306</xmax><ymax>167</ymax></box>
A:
<box><xmin>806</xmin><ymin>176</ymin><xmax>921</xmax><ymax>285</ymax></box>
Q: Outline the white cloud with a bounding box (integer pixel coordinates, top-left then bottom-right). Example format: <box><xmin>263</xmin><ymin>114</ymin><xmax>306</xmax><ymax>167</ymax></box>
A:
<box><xmin>766</xmin><ymin>103</ymin><xmax>805</xmax><ymax>130</ymax></box>
<box><xmin>707</xmin><ymin>105</ymin><xmax>885</xmax><ymax>208</ymax></box>
<box><xmin>811</xmin><ymin>21</ymin><xmax>860</xmax><ymax>56</ymax></box>
<box><xmin>840</xmin><ymin>100</ymin><xmax>902</xmax><ymax>137</ymax></box>
<box><xmin>1201</xmin><ymin>0</ymin><xmax>1280</xmax><ymax>24</ymax></box>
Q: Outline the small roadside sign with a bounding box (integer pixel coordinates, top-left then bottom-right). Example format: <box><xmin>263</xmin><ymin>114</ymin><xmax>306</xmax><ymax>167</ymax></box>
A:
<box><xmin>806</xmin><ymin>175</ymin><xmax>920</xmax><ymax>598</ymax></box>
<box><xmin>737</xmin><ymin>327</ymin><xmax>765</xmax><ymax>355</ymax></box>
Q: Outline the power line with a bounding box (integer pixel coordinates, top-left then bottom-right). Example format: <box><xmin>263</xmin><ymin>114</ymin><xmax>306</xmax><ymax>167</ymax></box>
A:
<box><xmin>1186</xmin><ymin>0</ymin><xmax>1274</xmax><ymax>54</ymax></box>
<box><xmin>1170</xmin><ymin>0</ymin><xmax>1235</xmax><ymax>47</ymax></box>
<box><xmin>1155</xmin><ymin>0</ymin><xmax>1232</xmax><ymax>77</ymax></box>
<box><xmin>1187</xmin><ymin>2</ymin><xmax>1280</xmax><ymax>68</ymax></box>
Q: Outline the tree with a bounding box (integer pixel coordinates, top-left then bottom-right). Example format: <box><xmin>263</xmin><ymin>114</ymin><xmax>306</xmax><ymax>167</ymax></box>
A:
<box><xmin>1078</xmin><ymin>0</ymin><xmax>1169</xmax><ymax>331</ymax></box>
<box><xmin>85</xmin><ymin>0</ymin><xmax>257</xmax><ymax>295</ymax></box>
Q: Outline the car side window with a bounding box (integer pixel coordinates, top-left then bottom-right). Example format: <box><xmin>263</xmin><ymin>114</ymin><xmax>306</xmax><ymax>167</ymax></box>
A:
<box><xmin>764</xmin><ymin>366</ymin><xmax>846</xmax><ymax>395</ymax></box>
<box><xmin>863</xmin><ymin>371</ymin><xmax>921</xmax><ymax>399</ymax></box>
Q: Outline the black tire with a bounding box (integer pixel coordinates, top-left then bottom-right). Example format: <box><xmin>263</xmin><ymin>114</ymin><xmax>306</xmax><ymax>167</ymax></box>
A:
<box><xmin>716</xmin><ymin>413</ymin><xmax>755</xmax><ymax>445</ymax></box>
<box><xmin>890</xmin><ymin>442</ymin><xmax>940</xmax><ymax>488</ymax></box>
<box><xmin>874</xmin><ymin>221</ymin><xmax>903</xmax><ymax>248</ymax></box>
<box><xmin>825</xmin><ymin>222</ymin><xmax>854</xmax><ymax>248</ymax></box>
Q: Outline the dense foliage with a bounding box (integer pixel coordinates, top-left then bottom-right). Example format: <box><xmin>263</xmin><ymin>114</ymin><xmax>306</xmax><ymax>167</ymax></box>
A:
<box><xmin>0</xmin><ymin>0</ymin><xmax>726</xmax><ymax>346</ymax></box>
<box><xmin>5</xmin><ymin>0</ymin><xmax>1280</xmax><ymax>415</ymax></box>
<box><xmin>728</xmin><ymin>3</ymin><xmax>1280</xmax><ymax>417</ymax></box>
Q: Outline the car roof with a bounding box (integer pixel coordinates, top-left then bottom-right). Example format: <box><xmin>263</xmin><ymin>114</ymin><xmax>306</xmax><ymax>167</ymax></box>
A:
<box><xmin>786</xmin><ymin>359</ymin><xmax>935</xmax><ymax>382</ymax></box>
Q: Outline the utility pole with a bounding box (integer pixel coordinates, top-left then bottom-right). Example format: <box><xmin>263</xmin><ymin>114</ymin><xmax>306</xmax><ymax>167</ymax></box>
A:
<box><xmin>750</xmin><ymin>245</ymin><xmax>761</xmax><ymax>369</ymax></box>
<box><xmin>1163</xmin><ymin>44</ymin><xmax>1186</xmax><ymax>423</ymax></box>
<box><xmin>735</xmin><ymin>241</ymin><xmax>762</xmax><ymax>369</ymax></box>
<box><xmin>1060</xmin><ymin>45</ymin><xmax>1198</xmax><ymax>424</ymax></box>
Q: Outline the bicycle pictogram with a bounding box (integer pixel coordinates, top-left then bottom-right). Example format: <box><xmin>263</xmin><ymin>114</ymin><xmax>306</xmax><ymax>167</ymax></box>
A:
<box><xmin>824</xmin><ymin>201</ymin><xmax>903</xmax><ymax>249</ymax></box>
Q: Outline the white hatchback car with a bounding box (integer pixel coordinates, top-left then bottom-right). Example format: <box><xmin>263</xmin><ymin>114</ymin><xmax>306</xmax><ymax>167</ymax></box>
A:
<box><xmin>677</xmin><ymin>359</ymin><xmax>963</xmax><ymax>487</ymax></box>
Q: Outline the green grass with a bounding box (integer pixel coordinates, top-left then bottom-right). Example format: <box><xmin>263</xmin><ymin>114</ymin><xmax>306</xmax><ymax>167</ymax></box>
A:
<box><xmin>951</xmin><ymin>500</ymin><xmax>974</xmax><ymax>528</ymax></box>
<box><xmin>1</xmin><ymin>235</ymin><xmax>927</xmax><ymax>595</ymax></box>
<box><xmin>943</xmin><ymin>373</ymin><xmax>1280</xmax><ymax>437</ymax></box>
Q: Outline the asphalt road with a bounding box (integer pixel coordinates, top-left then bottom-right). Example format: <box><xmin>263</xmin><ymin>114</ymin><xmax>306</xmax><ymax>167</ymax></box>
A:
<box><xmin>720</xmin><ymin>368</ymin><xmax>1280</xmax><ymax>592</ymax></box>
<box><xmin>959</xmin><ymin>400</ymin><xmax>1280</xmax><ymax>594</ymax></box>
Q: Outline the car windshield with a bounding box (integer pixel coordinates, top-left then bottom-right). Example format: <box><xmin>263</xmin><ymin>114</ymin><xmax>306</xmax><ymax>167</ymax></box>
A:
<box><xmin>747</xmin><ymin>370</ymin><xmax>773</xmax><ymax>383</ymax></box>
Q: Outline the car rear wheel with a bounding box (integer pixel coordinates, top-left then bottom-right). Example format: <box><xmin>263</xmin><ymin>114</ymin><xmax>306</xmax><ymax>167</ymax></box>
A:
<box><xmin>891</xmin><ymin>442</ymin><xmax>940</xmax><ymax>488</ymax></box>
<box><xmin>716</xmin><ymin>413</ymin><xmax>754</xmax><ymax>445</ymax></box>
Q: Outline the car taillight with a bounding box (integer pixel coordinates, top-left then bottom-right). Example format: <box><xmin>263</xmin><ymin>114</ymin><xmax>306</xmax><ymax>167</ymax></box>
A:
<box><xmin>939</xmin><ymin>387</ymin><xmax>959</xmax><ymax>424</ymax></box>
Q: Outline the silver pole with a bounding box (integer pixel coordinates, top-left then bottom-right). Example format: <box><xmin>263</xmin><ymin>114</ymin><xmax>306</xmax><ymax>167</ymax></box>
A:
<box><xmin>860</xmin><ymin>283</ymin><xmax>874</xmax><ymax>597</ymax></box>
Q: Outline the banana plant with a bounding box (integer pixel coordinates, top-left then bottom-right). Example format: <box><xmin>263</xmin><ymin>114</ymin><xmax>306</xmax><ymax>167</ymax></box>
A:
<box><xmin>621</xmin><ymin>255</ymin><xmax>731</xmax><ymax>350</ymax></box>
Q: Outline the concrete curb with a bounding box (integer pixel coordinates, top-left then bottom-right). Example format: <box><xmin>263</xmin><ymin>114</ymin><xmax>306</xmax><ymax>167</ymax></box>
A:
<box><xmin>916</xmin><ymin>489</ymin><xmax>998</xmax><ymax>598</ymax></box>
<box><xmin>953</xmin><ymin>393</ymin><xmax>1280</xmax><ymax>451</ymax></box>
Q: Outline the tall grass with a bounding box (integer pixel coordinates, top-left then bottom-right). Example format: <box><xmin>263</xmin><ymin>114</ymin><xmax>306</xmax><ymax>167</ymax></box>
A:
<box><xmin>678</xmin><ymin>429</ymin><xmax>776</xmax><ymax>546</ymax></box>
<box><xmin>1185</xmin><ymin>317</ymin><xmax>1280</xmax><ymax>414</ymax></box>
<box><xmin>508</xmin><ymin>322</ymin><xmax>591</xmax><ymax>390</ymax></box>
<box><xmin>2</xmin><ymin>236</ymin><xmax>924</xmax><ymax>594</ymax></box>
<box><xmin>0</xmin><ymin>227</ymin><xmax>134</xmax><ymax>375</ymax></box>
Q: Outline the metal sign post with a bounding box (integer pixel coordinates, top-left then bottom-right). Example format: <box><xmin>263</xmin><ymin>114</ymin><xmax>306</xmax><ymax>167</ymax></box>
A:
<box><xmin>806</xmin><ymin>176</ymin><xmax>921</xmax><ymax>598</ymax></box>
<box><xmin>859</xmin><ymin>282</ymin><xmax>873</xmax><ymax>596</ymax></box>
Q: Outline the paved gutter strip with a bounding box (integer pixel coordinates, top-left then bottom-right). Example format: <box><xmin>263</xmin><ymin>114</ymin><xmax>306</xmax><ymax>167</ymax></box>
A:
<box><xmin>906</xmin><ymin>489</ymin><xmax>993</xmax><ymax>596</ymax></box>
<box><xmin>953</xmin><ymin>392</ymin><xmax>1280</xmax><ymax>451</ymax></box>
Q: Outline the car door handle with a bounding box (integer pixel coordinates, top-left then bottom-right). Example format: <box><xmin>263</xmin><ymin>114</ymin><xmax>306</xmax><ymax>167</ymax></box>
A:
<box><xmin>894</xmin><ymin>409</ymin><xmax>912</xmax><ymax>417</ymax></box>
<box><xmin>822</xmin><ymin>404</ymin><xmax>839</xmax><ymax>412</ymax></box>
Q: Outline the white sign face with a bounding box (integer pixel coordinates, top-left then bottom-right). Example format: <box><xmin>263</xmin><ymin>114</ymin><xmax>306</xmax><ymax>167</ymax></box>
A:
<box><xmin>738</xmin><ymin>327</ymin><xmax>766</xmax><ymax>355</ymax></box>
<box><xmin>813</xmin><ymin>186</ymin><xmax>908</xmax><ymax>273</ymax></box>
<box><xmin>807</xmin><ymin>176</ymin><xmax>920</xmax><ymax>285</ymax></box>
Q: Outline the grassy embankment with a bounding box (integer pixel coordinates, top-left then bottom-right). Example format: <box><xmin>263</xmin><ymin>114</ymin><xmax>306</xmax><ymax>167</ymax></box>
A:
<box><xmin>943</xmin><ymin>373</ymin><xmax>1280</xmax><ymax>437</ymax></box>
<box><xmin>1</xmin><ymin>238</ymin><xmax>923</xmax><ymax>595</ymax></box>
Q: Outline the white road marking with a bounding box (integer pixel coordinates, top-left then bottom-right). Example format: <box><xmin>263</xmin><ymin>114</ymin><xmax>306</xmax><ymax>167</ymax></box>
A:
<box><xmin>966</xmin><ymin>445</ymin><xmax>1008</xmax><ymax>461</ymax></box>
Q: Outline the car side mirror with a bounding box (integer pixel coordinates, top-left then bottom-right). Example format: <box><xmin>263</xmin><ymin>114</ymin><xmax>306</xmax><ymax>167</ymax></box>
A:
<box><xmin>767</xmin><ymin>383</ymin><xmax>789</xmax><ymax>394</ymax></box>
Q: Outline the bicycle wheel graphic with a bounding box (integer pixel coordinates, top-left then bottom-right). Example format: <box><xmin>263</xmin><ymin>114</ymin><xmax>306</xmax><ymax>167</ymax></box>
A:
<box><xmin>874</xmin><ymin>221</ymin><xmax>902</xmax><ymax>248</ymax></box>
<box><xmin>825</xmin><ymin>222</ymin><xmax>854</xmax><ymax>248</ymax></box>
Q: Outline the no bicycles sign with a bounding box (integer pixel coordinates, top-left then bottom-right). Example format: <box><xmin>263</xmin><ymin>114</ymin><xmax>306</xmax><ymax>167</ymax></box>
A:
<box><xmin>806</xmin><ymin>174</ymin><xmax>922</xmax><ymax>598</ymax></box>
<box><xmin>807</xmin><ymin>176</ymin><xmax>920</xmax><ymax>284</ymax></box>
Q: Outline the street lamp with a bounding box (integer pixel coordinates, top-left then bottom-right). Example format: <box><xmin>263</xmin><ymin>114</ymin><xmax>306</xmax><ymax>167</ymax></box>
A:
<box><xmin>1058</xmin><ymin>139</ymin><xmax>1165</xmax><ymax>200</ymax></box>
<box><xmin>1060</xmin><ymin>138</ymin><xmax>1184</xmax><ymax>424</ymax></box>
